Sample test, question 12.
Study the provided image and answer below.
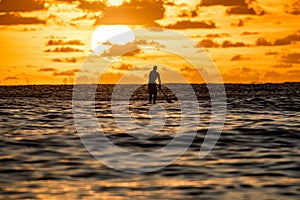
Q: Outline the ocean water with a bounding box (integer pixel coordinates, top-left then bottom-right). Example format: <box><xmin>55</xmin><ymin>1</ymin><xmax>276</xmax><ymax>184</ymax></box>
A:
<box><xmin>0</xmin><ymin>83</ymin><xmax>299</xmax><ymax>199</ymax></box>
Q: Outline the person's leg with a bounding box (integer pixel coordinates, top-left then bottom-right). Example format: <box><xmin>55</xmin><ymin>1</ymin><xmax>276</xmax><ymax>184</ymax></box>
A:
<box><xmin>148</xmin><ymin>83</ymin><xmax>153</xmax><ymax>104</ymax></box>
<box><xmin>153</xmin><ymin>94</ymin><xmax>157</xmax><ymax>104</ymax></box>
<box><xmin>153</xmin><ymin>86</ymin><xmax>157</xmax><ymax>104</ymax></box>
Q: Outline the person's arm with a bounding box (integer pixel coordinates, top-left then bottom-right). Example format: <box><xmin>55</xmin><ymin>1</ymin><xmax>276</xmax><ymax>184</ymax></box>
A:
<box><xmin>158</xmin><ymin>73</ymin><xmax>161</xmax><ymax>88</ymax></box>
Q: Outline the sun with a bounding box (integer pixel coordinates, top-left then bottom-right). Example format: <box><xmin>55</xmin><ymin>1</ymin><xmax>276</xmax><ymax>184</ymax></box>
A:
<box><xmin>107</xmin><ymin>0</ymin><xmax>124</xmax><ymax>6</ymax></box>
<box><xmin>91</xmin><ymin>25</ymin><xmax>135</xmax><ymax>55</ymax></box>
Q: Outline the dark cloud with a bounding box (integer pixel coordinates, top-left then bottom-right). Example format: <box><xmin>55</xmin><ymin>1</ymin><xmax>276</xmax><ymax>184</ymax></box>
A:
<box><xmin>46</xmin><ymin>39</ymin><xmax>84</xmax><ymax>46</ymax></box>
<box><xmin>77</xmin><ymin>0</ymin><xmax>106</xmax><ymax>12</ymax></box>
<box><xmin>44</xmin><ymin>47</ymin><xmax>84</xmax><ymax>53</ymax></box>
<box><xmin>256</xmin><ymin>38</ymin><xmax>272</xmax><ymax>46</ymax></box>
<box><xmin>206</xmin><ymin>33</ymin><xmax>231</xmax><ymax>38</ymax></box>
<box><xmin>178</xmin><ymin>9</ymin><xmax>198</xmax><ymax>18</ymax></box>
<box><xmin>0</xmin><ymin>13</ymin><xmax>45</xmax><ymax>25</ymax></box>
<box><xmin>101</xmin><ymin>43</ymin><xmax>141</xmax><ymax>57</ymax></box>
<box><xmin>288</xmin><ymin>70</ymin><xmax>300</xmax><ymax>74</ymax></box>
<box><xmin>226</xmin><ymin>6</ymin><xmax>257</xmax><ymax>15</ymax></box>
<box><xmin>196</xmin><ymin>39</ymin><xmax>250</xmax><ymax>48</ymax></box>
<box><xmin>4</xmin><ymin>76</ymin><xmax>18</xmax><ymax>80</ymax></box>
<box><xmin>164</xmin><ymin>20</ymin><xmax>216</xmax><ymax>29</ymax></box>
<box><xmin>0</xmin><ymin>0</ymin><xmax>45</xmax><ymax>12</ymax></box>
<box><xmin>281</xmin><ymin>53</ymin><xmax>300</xmax><ymax>64</ymax></box>
<box><xmin>273</xmin><ymin>64</ymin><xmax>293</xmax><ymax>68</ymax></box>
<box><xmin>53</xmin><ymin>69</ymin><xmax>79</xmax><ymax>76</ymax></box>
<box><xmin>241</xmin><ymin>31</ymin><xmax>259</xmax><ymax>35</ymax></box>
<box><xmin>101</xmin><ymin>42</ymin><xmax>139</xmax><ymax>57</ymax></box>
<box><xmin>231</xmin><ymin>19</ymin><xmax>244</xmax><ymax>27</ymax></box>
<box><xmin>200</xmin><ymin>0</ymin><xmax>265</xmax><ymax>15</ymax></box>
<box><xmin>112</xmin><ymin>63</ymin><xmax>134</xmax><ymax>71</ymax></box>
<box><xmin>200</xmin><ymin>0</ymin><xmax>247</xmax><ymax>7</ymax></box>
<box><xmin>38</xmin><ymin>67</ymin><xmax>57</xmax><ymax>72</ymax></box>
<box><xmin>222</xmin><ymin>40</ymin><xmax>249</xmax><ymax>48</ymax></box>
<box><xmin>265</xmin><ymin>51</ymin><xmax>279</xmax><ymax>55</ymax></box>
<box><xmin>94</xmin><ymin>0</ymin><xmax>165</xmax><ymax>25</ymax></box>
<box><xmin>52</xmin><ymin>57</ymin><xmax>77</xmax><ymax>63</ymax></box>
<box><xmin>274</xmin><ymin>34</ymin><xmax>300</xmax><ymax>45</ymax></box>
<box><xmin>56</xmin><ymin>0</ymin><xmax>77</xmax><ymax>3</ymax></box>
<box><xmin>285</xmin><ymin>0</ymin><xmax>300</xmax><ymax>15</ymax></box>
<box><xmin>230</xmin><ymin>54</ymin><xmax>250</xmax><ymax>61</ymax></box>
<box><xmin>256</xmin><ymin>34</ymin><xmax>300</xmax><ymax>46</ymax></box>
<box><xmin>196</xmin><ymin>39</ymin><xmax>219</xmax><ymax>48</ymax></box>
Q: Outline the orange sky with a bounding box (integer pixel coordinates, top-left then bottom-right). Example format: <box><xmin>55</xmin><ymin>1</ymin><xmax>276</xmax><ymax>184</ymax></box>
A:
<box><xmin>0</xmin><ymin>0</ymin><xmax>299</xmax><ymax>85</ymax></box>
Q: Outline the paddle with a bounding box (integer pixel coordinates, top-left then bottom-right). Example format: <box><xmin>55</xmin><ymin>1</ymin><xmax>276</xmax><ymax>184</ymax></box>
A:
<box><xmin>157</xmin><ymin>84</ymin><xmax>173</xmax><ymax>103</ymax></box>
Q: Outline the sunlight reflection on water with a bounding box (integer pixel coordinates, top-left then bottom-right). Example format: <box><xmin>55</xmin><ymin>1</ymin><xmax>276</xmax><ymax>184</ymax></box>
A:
<box><xmin>0</xmin><ymin>83</ymin><xmax>299</xmax><ymax>199</ymax></box>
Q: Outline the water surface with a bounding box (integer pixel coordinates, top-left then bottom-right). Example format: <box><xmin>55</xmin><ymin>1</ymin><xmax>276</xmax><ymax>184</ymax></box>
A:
<box><xmin>0</xmin><ymin>83</ymin><xmax>299</xmax><ymax>199</ymax></box>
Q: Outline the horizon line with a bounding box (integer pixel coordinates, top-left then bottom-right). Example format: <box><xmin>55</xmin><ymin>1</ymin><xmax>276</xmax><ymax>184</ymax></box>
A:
<box><xmin>0</xmin><ymin>82</ymin><xmax>299</xmax><ymax>87</ymax></box>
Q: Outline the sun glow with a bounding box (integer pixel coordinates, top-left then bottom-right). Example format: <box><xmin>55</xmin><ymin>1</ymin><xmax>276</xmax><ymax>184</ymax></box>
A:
<box><xmin>107</xmin><ymin>0</ymin><xmax>124</xmax><ymax>6</ymax></box>
<box><xmin>91</xmin><ymin>25</ymin><xmax>135</xmax><ymax>55</ymax></box>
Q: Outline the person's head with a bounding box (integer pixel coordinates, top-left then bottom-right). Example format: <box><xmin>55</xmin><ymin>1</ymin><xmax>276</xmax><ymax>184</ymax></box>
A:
<box><xmin>153</xmin><ymin>65</ymin><xmax>157</xmax><ymax>71</ymax></box>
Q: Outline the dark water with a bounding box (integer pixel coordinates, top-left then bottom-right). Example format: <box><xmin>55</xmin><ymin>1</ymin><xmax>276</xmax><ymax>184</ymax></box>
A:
<box><xmin>0</xmin><ymin>83</ymin><xmax>300</xmax><ymax>199</ymax></box>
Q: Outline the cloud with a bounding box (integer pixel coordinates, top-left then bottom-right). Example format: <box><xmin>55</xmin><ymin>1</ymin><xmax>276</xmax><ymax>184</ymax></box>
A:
<box><xmin>230</xmin><ymin>54</ymin><xmax>250</xmax><ymax>61</ymax></box>
<box><xmin>44</xmin><ymin>47</ymin><xmax>84</xmax><ymax>53</ymax></box>
<box><xmin>256</xmin><ymin>34</ymin><xmax>300</xmax><ymax>46</ymax></box>
<box><xmin>285</xmin><ymin>0</ymin><xmax>300</xmax><ymax>15</ymax></box>
<box><xmin>180</xmin><ymin>66</ymin><xmax>205</xmax><ymax>83</ymax></box>
<box><xmin>0</xmin><ymin>0</ymin><xmax>45</xmax><ymax>12</ymax></box>
<box><xmin>94</xmin><ymin>0</ymin><xmax>165</xmax><ymax>25</ymax></box>
<box><xmin>134</xmin><ymin>39</ymin><xmax>165</xmax><ymax>48</ymax></box>
<box><xmin>265</xmin><ymin>51</ymin><xmax>279</xmax><ymax>55</ymax></box>
<box><xmin>4</xmin><ymin>76</ymin><xmax>18</xmax><ymax>80</ymax></box>
<box><xmin>226</xmin><ymin>6</ymin><xmax>257</xmax><ymax>15</ymax></box>
<box><xmin>99</xmin><ymin>72</ymin><xmax>124</xmax><ymax>84</ymax></box>
<box><xmin>281</xmin><ymin>53</ymin><xmax>300</xmax><ymax>64</ymax></box>
<box><xmin>273</xmin><ymin>64</ymin><xmax>293</xmax><ymax>68</ymax></box>
<box><xmin>46</xmin><ymin>39</ymin><xmax>84</xmax><ymax>46</ymax></box>
<box><xmin>262</xmin><ymin>70</ymin><xmax>300</xmax><ymax>83</ymax></box>
<box><xmin>274</xmin><ymin>34</ymin><xmax>300</xmax><ymax>45</ymax></box>
<box><xmin>222</xmin><ymin>40</ymin><xmax>249</xmax><ymax>47</ymax></box>
<box><xmin>256</xmin><ymin>38</ymin><xmax>272</xmax><ymax>46</ymax></box>
<box><xmin>56</xmin><ymin>0</ymin><xmax>77</xmax><ymax>4</ymax></box>
<box><xmin>241</xmin><ymin>31</ymin><xmax>259</xmax><ymax>35</ymax></box>
<box><xmin>164</xmin><ymin>20</ymin><xmax>216</xmax><ymax>29</ymax></box>
<box><xmin>52</xmin><ymin>57</ymin><xmax>77</xmax><ymax>63</ymax></box>
<box><xmin>231</xmin><ymin>19</ymin><xmax>244</xmax><ymax>27</ymax></box>
<box><xmin>0</xmin><ymin>13</ymin><xmax>45</xmax><ymax>25</ymax></box>
<box><xmin>222</xmin><ymin>67</ymin><xmax>261</xmax><ymax>83</ymax></box>
<box><xmin>200</xmin><ymin>0</ymin><xmax>265</xmax><ymax>15</ymax></box>
<box><xmin>112</xmin><ymin>63</ymin><xmax>134</xmax><ymax>71</ymax></box>
<box><xmin>71</xmin><ymin>14</ymin><xmax>99</xmax><ymax>21</ymax></box>
<box><xmin>178</xmin><ymin>9</ymin><xmax>198</xmax><ymax>18</ymax></box>
<box><xmin>206</xmin><ymin>33</ymin><xmax>231</xmax><ymax>38</ymax></box>
<box><xmin>288</xmin><ymin>70</ymin><xmax>300</xmax><ymax>74</ymax></box>
<box><xmin>53</xmin><ymin>69</ymin><xmax>79</xmax><ymax>76</ymax></box>
<box><xmin>100</xmin><ymin>42</ymin><xmax>139</xmax><ymax>57</ymax></box>
<box><xmin>45</xmin><ymin>14</ymin><xmax>74</xmax><ymax>26</ymax></box>
<box><xmin>200</xmin><ymin>0</ymin><xmax>247</xmax><ymax>7</ymax></box>
<box><xmin>196</xmin><ymin>39</ymin><xmax>219</xmax><ymax>48</ymax></box>
<box><xmin>77</xmin><ymin>0</ymin><xmax>106</xmax><ymax>12</ymax></box>
<box><xmin>100</xmin><ymin>39</ymin><xmax>164</xmax><ymax>57</ymax></box>
<box><xmin>38</xmin><ymin>67</ymin><xmax>57</xmax><ymax>72</ymax></box>
<box><xmin>195</xmin><ymin>39</ymin><xmax>250</xmax><ymax>48</ymax></box>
